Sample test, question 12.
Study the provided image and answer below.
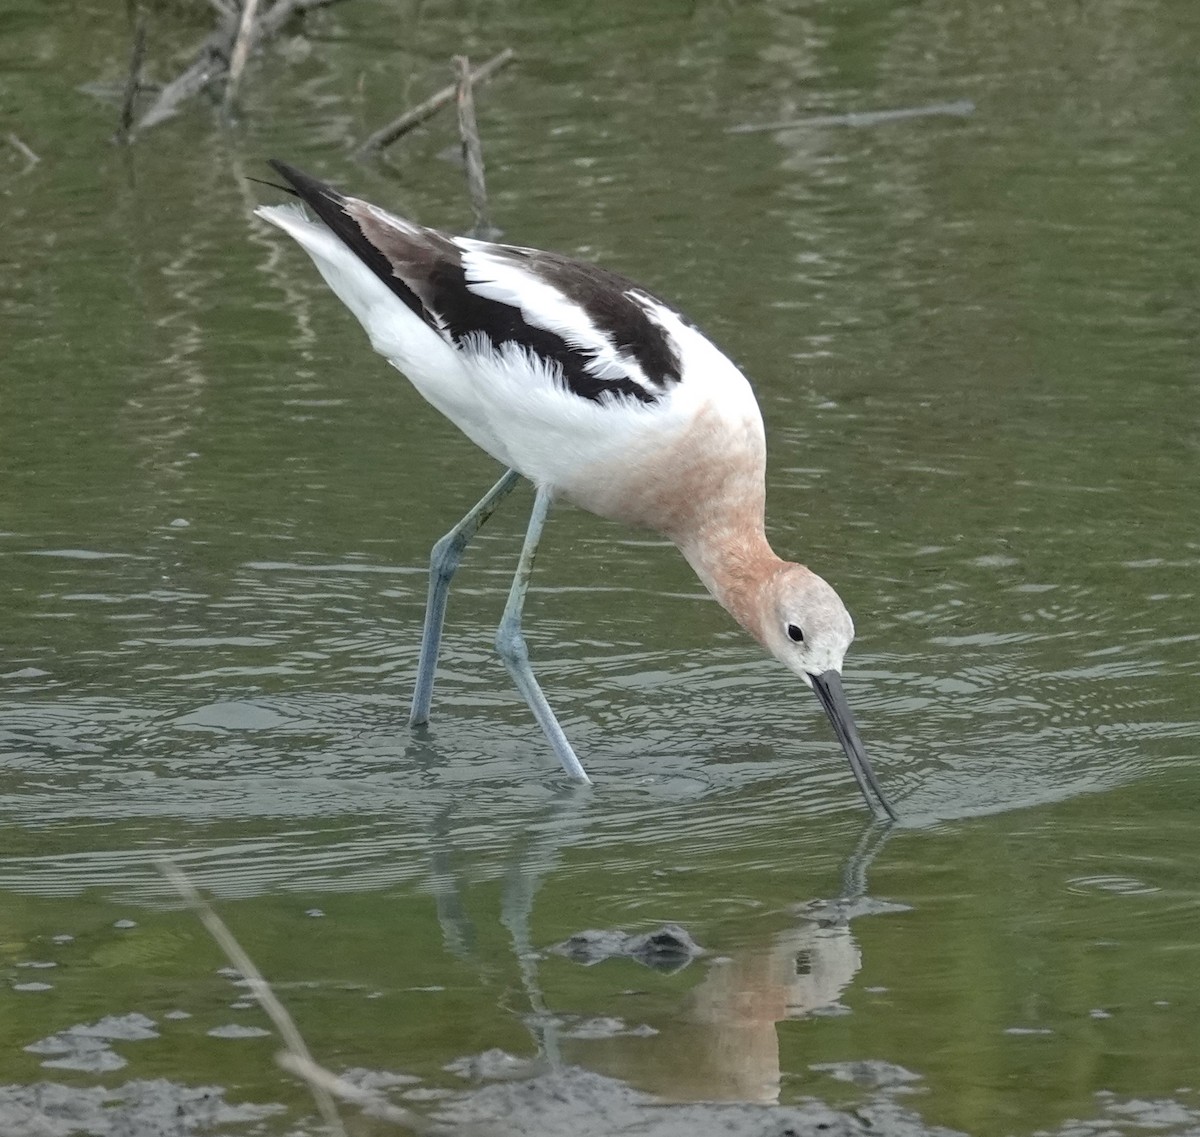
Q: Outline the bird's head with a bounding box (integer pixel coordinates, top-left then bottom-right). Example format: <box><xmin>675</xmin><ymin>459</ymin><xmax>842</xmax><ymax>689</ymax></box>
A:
<box><xmin>760</xmin><ymin>564</ymin><xmax>856</xmax><ymax>677</ymax></box>
<box><xmin>760</xmin><ymin>564</ymin><xmax>897</xmax><ymax>820</ymax></box>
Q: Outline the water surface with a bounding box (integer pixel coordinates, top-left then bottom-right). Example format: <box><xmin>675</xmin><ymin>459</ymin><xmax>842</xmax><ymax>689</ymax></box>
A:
<box><xmin>2</xmin><ymin>1</ymin><xmax>1199</xmax><ymax>1134</ymax></box>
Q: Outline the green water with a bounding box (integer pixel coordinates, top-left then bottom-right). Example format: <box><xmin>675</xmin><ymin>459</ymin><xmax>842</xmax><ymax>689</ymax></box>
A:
<box><xmin>2</xmin><ymin>0</ymin><xmax>1199</xmax><ymax>1134</ymax></box>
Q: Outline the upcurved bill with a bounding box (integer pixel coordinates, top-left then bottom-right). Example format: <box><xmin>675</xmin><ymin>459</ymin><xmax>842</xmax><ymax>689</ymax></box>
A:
<box><xmin>810</xmin><ymin>670</ymin><xmax>898</xmax><ymax>821</ymax></box>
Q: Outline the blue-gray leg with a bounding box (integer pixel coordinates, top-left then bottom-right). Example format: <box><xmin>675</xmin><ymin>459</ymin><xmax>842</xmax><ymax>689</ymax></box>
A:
<box><xmin>496</xmin><ymin>486</ymin><xmax>591</xmax><ymax>783</ymax></box>
<box><xmin>409</xmin><ymin>468</ymin><xmax>522</xmax><ymax>727</ymax></box>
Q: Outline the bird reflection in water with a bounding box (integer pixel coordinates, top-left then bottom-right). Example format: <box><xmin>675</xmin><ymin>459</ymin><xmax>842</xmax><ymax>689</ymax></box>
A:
<box><xmin>426</xmin><ymin>805</ymin><xmax>902</xmax><ymax>1103</ymax></box>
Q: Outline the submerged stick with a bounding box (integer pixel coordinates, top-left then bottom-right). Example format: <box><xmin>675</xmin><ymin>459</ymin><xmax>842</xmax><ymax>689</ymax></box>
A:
<box><xmin>114</xmin><ymin>8</ymin><xmax>148</xmax><ymax>144</ymax></box>
<box><xmin>728</xmin><ymin>98</ymin><xmax>976</xmax><ymax>133</ymax></box>
<box><xmin>355</xmin><ymin>47</ymin><xmax>514</xmax><ymax>158</ymax></box>
<box><xmin>454</xmin><ymin>55</ymin><xmax>495</xmax><ymax>240</ymax></box>
<box><xmin>157</xmin><ymin>860</ymin><xmax>348</xmax><ymax>1137</ymax></box>
<box><xmin>132</xmin><ymin>0</ymin><xmax>348</xmax><ymax>136</ymax></box>
<box><xmin>134</xmin><ymin>18</ymin><xmax>237</xmax><ymax>133</ymax></box>
<box><xmin>7</xmin><ymin>133</ymin><xmax>40</xmax><ymax>170</ymax></box>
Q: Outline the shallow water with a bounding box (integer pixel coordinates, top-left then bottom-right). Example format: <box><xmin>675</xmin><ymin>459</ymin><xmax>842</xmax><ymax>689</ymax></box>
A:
<box><xmin>2</xmin><ymin>0</ymin><xmax>1199</xmax><ymax>1134</ymax></box>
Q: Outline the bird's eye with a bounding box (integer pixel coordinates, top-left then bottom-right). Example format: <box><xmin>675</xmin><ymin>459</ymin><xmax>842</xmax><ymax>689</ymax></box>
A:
<box><xmin>786</xmin><ymin>624</ymin><xmax>804</xmax><ymax>643</ymax></box>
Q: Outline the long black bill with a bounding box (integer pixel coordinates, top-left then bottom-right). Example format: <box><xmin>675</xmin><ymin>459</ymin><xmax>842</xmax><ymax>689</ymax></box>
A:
<box><xmin>810</xmin><ymin>670</ymin><xmax>898</xmax><ymax>822</ymax></box>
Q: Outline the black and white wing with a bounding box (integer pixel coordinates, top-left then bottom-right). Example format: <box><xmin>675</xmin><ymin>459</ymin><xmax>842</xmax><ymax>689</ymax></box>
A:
<box><xmin>265</xmin><ymin>161</ymin><xmax>684</xmax><ymax>406</ymax></box>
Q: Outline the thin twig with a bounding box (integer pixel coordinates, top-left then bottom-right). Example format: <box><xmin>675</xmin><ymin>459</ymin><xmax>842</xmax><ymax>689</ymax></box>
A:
<box><xmin>223</xmin><ymin>0</ymin><xmax>263</xmax><ymax>115</ymax></box>
<box><xmin>7</xmin><ymin>133</ymin><xmax>40</xmax><ymax>170</ymax></box>
<box><xmin>454</xmin><ymin>55</ymin><xmax>494</xmax><ymax>240</ymax></box>
<box><xmin>355</xmin><ymin>47</ymin><xmax>514</xmax><ymax>158</ymax></box>
<box><xmin>157</xmin><ymin>861</ymin><xmax>348</xmax><ymax>1137</ymax></box>
<box><xmin>115</xmin><ymin>8</ymin><xmax>148</xmax><ymax>144</ymax></box>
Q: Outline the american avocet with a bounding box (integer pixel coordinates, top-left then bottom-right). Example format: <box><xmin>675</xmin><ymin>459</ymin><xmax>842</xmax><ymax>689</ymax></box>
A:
<box><xmin>256</xmin><ymin>161</ymin><xmax>896</xmax><ymax>820</ymax></box>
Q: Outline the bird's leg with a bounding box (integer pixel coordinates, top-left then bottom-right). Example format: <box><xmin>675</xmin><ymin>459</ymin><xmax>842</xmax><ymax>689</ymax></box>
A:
<box><xmin>495</xmin><ymin>486</ymin><xmax>591</xmax><ymax>784</ymax></box>
<box><xmin>410</xmin><ymin>468</ymin><xmax>522</xmax><ymax>726</ymax></box>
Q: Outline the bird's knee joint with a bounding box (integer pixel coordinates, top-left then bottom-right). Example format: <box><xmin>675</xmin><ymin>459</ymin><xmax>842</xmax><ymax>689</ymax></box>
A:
<box><xmin>430</xmin><ymin>534</ymin><xmax>464</xmax><ymax>579</ymax></box>
<box><xmin>495</xmin><ymin>623</ymin><xmax>528</xmax><ymax>663</ymax></box>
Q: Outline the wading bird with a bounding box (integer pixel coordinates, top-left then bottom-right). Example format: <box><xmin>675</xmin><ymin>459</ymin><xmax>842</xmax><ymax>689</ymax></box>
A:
<box><xmin>256</xmin><ymin>161</ymin><xmax>896</xmax><ymax>820</ymax></box>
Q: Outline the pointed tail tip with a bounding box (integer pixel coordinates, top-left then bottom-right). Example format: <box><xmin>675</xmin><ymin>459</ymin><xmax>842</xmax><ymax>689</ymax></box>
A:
<box><xmin>260</xmin><ymin>160</ymin><xmax>349</xmax><ymax>213</ymax></box>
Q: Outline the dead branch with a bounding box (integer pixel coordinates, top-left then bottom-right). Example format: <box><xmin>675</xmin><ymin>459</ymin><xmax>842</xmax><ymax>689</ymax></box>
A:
<box><xmin>131</xmin><ymin>0</ymin><xmax>349</xmax><ymax>137</ymax></box>
<box><xmin>222</xmin><ymin>0</ymin><xmax>263</xmax><ymax>115</ymax></box>
<box><xmin>355</xmin><ymin>47</ymin><xmax>514</xmax><ymax>158</ymax></box>
<box><xmin>133</xmin><ymin>13</ymin><xmax>237</xmax><ymax>133</ymax></box>
<box><xmin>454</xmin><ymin>55</ymin><xmax>495</xmax><ymax>240</ymax></box>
